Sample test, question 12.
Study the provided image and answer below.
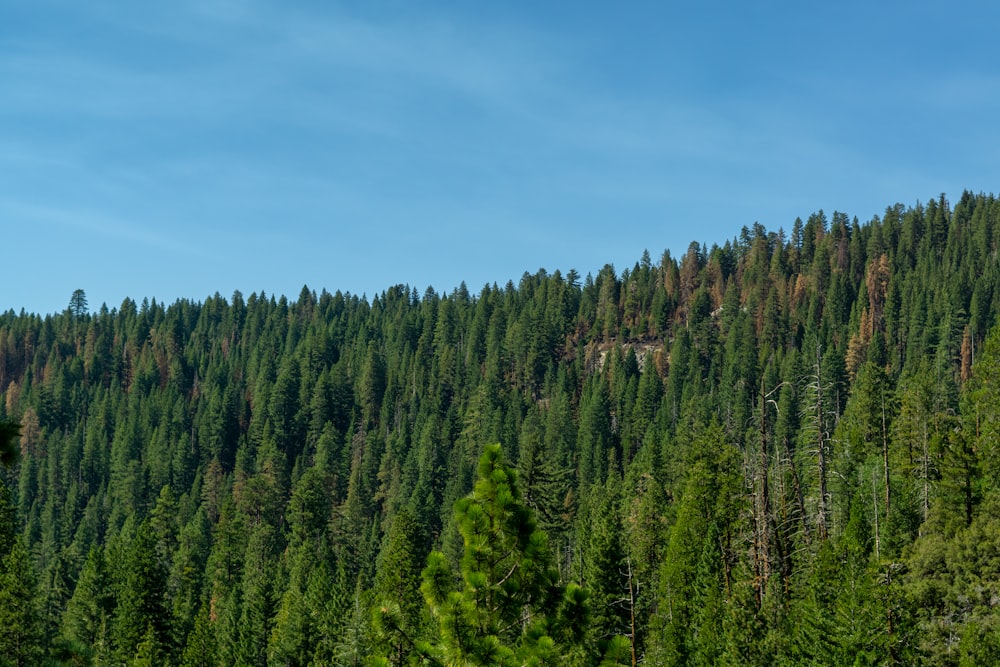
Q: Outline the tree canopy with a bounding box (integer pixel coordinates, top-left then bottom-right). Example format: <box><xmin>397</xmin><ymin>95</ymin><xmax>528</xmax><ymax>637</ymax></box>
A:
<box><xmin>2</xmin><ymin>191</ymin><xmax>1000</xmax><ymax>664</ymax></box>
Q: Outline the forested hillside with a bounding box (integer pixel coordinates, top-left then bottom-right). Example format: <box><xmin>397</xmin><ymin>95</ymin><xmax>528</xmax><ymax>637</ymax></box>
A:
<box><xmin>4</xmin><ymin>191</ymin><xmax>1000</xmax><ymax>665</ymax></box>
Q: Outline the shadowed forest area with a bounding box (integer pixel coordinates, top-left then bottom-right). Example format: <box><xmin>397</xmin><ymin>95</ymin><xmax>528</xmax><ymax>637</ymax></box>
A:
<box><xmin>4</xmin><ymin>191</ymin><xmax>1000</xmax><ymax>665</ymax></box>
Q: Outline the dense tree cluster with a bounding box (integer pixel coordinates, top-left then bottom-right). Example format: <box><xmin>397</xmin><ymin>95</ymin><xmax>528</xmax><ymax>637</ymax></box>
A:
<box><xmin>3</xmin><ymin>191</ymin><xmax>1000</xmax><ymax>664</ymax></box>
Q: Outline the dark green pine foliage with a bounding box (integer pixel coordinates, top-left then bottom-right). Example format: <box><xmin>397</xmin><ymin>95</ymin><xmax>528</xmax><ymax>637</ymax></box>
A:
<box><xmin>170</xmin><ymin>507</ymin><xmax>213</xmax><ymax>653</ymax></box>
<box><xmin>0</xmin><ymin>421</ymin><xmax>45</xmax><ymax>667</ymax></box>
<box><xmin>577</xmin><ymin>376</ymin><xmax>614</xmax><ymax>491</ymax></box>
<box><xmin>236</xmin><ymin>522</ymin><xmax>280</xmax><ymax>667</ymax></box>
<box><xmin>830</xmin><ymin>502</ymin><xmax>884</xmax><ymax>665</ymax></box>
<box><xmin>654</xmin><ymin>420</ymin><xmax>743</xmax><ymax>666</ymax></box>
<box><xmin>0</xmin><ymin>420</ymin><xmax>20</xmax><ymax>469</ymax></box>
<box><xmin>266</xmin><ymin>544</ymin><xmax>315</xmax><ymax>666</ymax></box>
<box><xmin>111</xmin><ymin>519</ymin><xmax>172</xmax><ymax>664</ymax></box>
<box><xmin>5</xmin><ymin>192</ymin><xmax>1000</xmax><ymax>662</ymax></box>
<box><xmin>370</xmin><ymin>509</ymin><xmax>427</xmax><ymax>665</ymax></box>
<box><xmin>0</xmin><ymin>535</ymin><xmax>45</xmax><ymax>665</ymax></box>
<box><xmin>61</xmin><ymin>546</ymin><xmax>114</xmax><ymax>660</ymax></box>
<box><xmin>417</xmin><ymin>444</ymin><xmax>592</xmax><ymax>666</ymax></box>
<box><xmin>517</xmin><ymin>406</ymin><xmax>573</xmax><ymax>543</ymax></box>
<box><xmin>688</xmin><ymin>521</ymin><xmax>726</xmax><ymax>667</ymax></box>
<box><xmin>584</xmin><ymin>476</ymin><xmax>633</xmax><ymax>657</ymax></box>
<box><xmin>180</xmin><ymin>604</ymin><xmax>218</xmax><ymax>667</ymax></box>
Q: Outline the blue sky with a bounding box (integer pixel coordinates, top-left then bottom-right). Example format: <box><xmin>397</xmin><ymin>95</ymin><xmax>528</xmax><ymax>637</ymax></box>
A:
<box><xmin>4</xmin><ymin>0</ymin><xmax>999</xmax><ymax>315</ymax></box>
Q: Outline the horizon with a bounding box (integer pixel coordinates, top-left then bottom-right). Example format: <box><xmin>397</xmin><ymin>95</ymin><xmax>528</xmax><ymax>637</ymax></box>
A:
<box><xmin>6</xmin><ymin>1</ymin><xmax>999</xmax><ymax>316</ymax></box>
<box><xmin>10</xmin><ymin>191</ymin><xmax>977</xmax><ymax>319</ymax></box>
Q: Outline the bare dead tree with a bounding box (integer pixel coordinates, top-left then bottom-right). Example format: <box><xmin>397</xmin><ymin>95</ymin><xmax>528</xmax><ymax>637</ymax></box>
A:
<box><xmin>752</xmin><ymin>379</ymin><xmax>786</xmax><ymax>604</ymax></box>
<box><xmin>803</xmin><ymin>343</ymin><xmax>833</xmax><ymax>541</ymax></box>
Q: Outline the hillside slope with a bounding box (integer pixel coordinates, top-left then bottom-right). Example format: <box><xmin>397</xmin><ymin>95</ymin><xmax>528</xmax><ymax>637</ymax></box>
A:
<box><xmin>2</xmin><ymin>191</ymin><xmax>1000</xmax><ymax>664</ymax></box>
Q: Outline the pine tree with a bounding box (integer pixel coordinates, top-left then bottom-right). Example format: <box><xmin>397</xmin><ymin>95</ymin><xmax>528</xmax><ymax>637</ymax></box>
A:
<box><xmin>68</xmin><ymin>289</ymin><xmax>89</xmax><ymax>319</ymax></box>
<box><xmin>180</xmin><ymin>604</ymin><xmax>218</xmax><ymax>667</ymax></box>
<box><xmin>267</xmin><ymin>545</ymin><xmax>314</xmax><ymax>666</ymax></box>
<box><xmin>371</xmin><ymin>509</ymin><xmax>427</xmax><ymax>665</ymax></box>
<box><xmin>584</xmin><ymin>478</ymin><xmax>633</xmax><ymax>658</ymax></box>
<box><xmin>418</xmin><ymin>444</ymin><xmax>592</xmax><ymax>665</ymax></box>
<box><xmin>111</xmin><ymin>520</ymin><xmax>172</xmax><ymax>664</ymax></box>
<box><xmin>61</xmin><ymin>546</ymin><xmax>114</xmax><ymax>657</ymax></box>
<box><xmin>0</xmin><ymin>537</ymin><xmax>45</xmax><ymax>666</ymax></box>
<box><xmin>236</xmin><ymin>523</ymin><xmax>278</xmax><ymax>667</ymax></box>
<box><xmin>689</xmin><ymin>522</ymin><xmax>726</xmax><ymax>667</ymax></box>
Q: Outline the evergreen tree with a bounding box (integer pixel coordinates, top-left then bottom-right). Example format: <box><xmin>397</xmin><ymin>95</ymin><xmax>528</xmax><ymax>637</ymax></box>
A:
<box><xmin>584</xmin><ymin>477</ymin><xmax>633</xmax><ymax>658</ymax></box>
<box><xmin>61</xmin><ymin>546</ymin><xmax>114</xmax><ymax>658</ymax></box>
<box><xmin>371</xmin><ymin>509</ymin><xmax>427</xmax><ymax>665</ymax></box>
<box><xmin>180</xmin><ymin>603</ymin><xmax>218</xmax><ymax>667</ymax></box>
<box><xmin>4</xmin><ymin>191</ymin><xmax>1000</xmax><ymax>663</ymax></box>
<box><xmin>69</xmin><ymin>289</ymin><xmax>89</xmax><ymax>319</ymax></box>
<box><xmin>418</xmin><ymin>444</ymin><xmax>592</xmax><ymax>665</ymax></box>
<box><xmin>0</xmin><ymin>537</ymin><xmax>44</xmax><ymax>666</ymax></box>
<box><xmin>236</xmin><ymin>523</ymin><xmax>279</xmax><ymax>667</ymax></box>
<box><xmin>111</xmin><ymin>520</ymin><xmax>172</xmax><ymax>664</ymax></box>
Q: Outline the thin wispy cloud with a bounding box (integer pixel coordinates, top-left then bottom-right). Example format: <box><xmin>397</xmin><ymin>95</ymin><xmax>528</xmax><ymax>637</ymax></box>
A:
<box><xmin>4</xmin><ymin>1</ymin><xmax>998</xmax><ymax>314</ymax></box>
<box><xmin>0</xmin><ymin>199</ymin><xmax>202</xmax><ymax>256</ymax></box>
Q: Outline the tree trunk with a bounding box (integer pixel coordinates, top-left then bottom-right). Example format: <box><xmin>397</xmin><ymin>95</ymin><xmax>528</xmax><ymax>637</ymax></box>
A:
<box><xmin>814</xmin><ymin>346</ymin><xmax>829</xmax><ymax>541</ymax></box>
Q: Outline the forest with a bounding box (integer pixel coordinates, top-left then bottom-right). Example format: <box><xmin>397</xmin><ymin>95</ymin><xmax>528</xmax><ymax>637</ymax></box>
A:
<box><xmin>4</xmin><ymin>191</ymin><xmax>1000</xmax><ymax>665</ymax></box>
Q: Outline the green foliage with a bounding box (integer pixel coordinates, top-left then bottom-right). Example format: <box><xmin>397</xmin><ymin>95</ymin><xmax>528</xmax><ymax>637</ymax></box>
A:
<box><xmin>584</xmin><ymin>478</ymin><xmax>631</xmax><ymax>652</ymax></box>
<box><xmin>0</xmin><ymin>421</ymin><xmax>20</xmax><ymax>471</ymax></box>
<box><xmin>1</xmin><ymin>192</ymin><xmax>1000</xmax><ymax>662</ymax></box>
<box><xmin>180</xmin><ymin>604</ymin><xmax>218</xmax><ymax>667</ymax></box>
<box><xmin>111</xmin><ymin>520</ymin><xmax>172</xmax><ymax>664</ymax></box>
<box><xmin>0</xmin><ymin>537</ymin><xmax>44</xmax><ymax>665</ymax></box>
<box><xmin>61</xmin><ymin>546</ymin><xmax>114</xmax><ymax>656</ymax></box>
<box><xmin>68</xmin><ymin>289</ymin><xmax>89</xmax><ymax>319</ymax></box>
<box><xmin>418</xmin><ymin>444</ymin><xmax>593</xmax><ymax>665</ymax></box>
<box><xmin>371</xmin><ymin>509</ymin><xmax>427</xmax><ymax>664</ymax></box>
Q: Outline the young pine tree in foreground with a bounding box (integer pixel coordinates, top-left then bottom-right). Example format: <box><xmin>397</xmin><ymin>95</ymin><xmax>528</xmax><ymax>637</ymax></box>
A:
<box><xmin>375</xmin><ymin>444</ymin><xmax>626</xmax><ymax>666</ymax></box>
